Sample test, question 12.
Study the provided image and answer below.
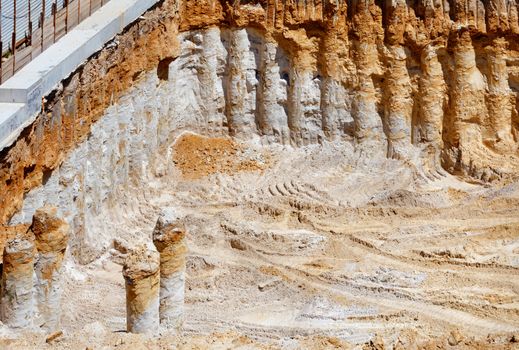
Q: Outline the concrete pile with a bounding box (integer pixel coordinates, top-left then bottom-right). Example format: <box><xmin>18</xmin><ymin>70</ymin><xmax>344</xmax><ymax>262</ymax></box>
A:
<box><xmin>0</xmin><ymin>205</ymin><xmax>69</xmax><ymax>332</ymax></box>
<box><xmin>0</xmin><ymin>237</ymin><xmax>35</xmax><ymax>328</ymax></box>
<box><xmin>152</xmin><ymin>209</ymin><xmax>187</xmax><ymax>329</ymax></box>
<box><xmin>31</xmin><ymin>205</ymin><xmax>70</xmax><ymax>331</ymax></box>
<box><xmin>123</xmin><ymin>209</ymin><xmax>187</xmax><ymax>334</ymax></box>
<box><xmin>123</xmin><ymin>248</ymin><xmax>161</xmax><ymax>334</ymax></box>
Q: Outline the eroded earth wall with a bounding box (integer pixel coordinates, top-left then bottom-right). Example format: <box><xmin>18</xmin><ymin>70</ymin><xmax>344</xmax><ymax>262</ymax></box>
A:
<box><xmin>2</xmin><ymin>0</ymin><xmax>519</xmax><ymax>257</ymax></box>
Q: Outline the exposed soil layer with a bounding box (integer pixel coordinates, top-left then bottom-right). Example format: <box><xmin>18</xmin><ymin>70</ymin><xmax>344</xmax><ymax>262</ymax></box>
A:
<box><xmin>172</xmin><ymin>133</ymin><xmax>269</xmax><ymax>180</ymax></box>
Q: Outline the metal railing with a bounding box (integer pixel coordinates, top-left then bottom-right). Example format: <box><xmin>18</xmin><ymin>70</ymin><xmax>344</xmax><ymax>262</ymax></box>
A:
<box><xmin>0</xmin><ymin>0</ymin><xmax>109</xmax><ymax>84</ymax></box>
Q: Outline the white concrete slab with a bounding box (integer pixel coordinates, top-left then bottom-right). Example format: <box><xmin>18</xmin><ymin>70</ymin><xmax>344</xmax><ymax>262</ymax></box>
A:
<box><xmin>0</xmin><ymin>0</ymin><xmax>159</xmax><ymax>151</ymax></box>
<box><xmin>0</xmin><ymin>103</ymin><xmax>28</xmax><ymax>150</ymax></box>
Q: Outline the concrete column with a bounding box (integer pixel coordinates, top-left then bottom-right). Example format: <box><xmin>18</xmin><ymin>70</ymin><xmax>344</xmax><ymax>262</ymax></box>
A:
<box><xmin>226</xmin><ymin>28</ymin><xmax>258</xmax><ymax>138</ymax></box>
<box><xmin>351</xmin><ymin>1</ymin><xmax>387</xmax><ymax>153</ymax></box>
<box><xmin>257</xmin><ymin>41</ymin><xmax>290</xmax><ymax>144</ymax></box>
<box><xmin>152</xmin><ymin>209</ymin><xmax>187</xmax><ymax>329</ymax></box>
<box><xmin>0</xmin><ymin>237</ymin><xmax>35</xmax><ymax>329</ymax></box>
<box><xmin>419</xmin><ymin>43</ymin><xmax>447</xmax><ymax>177</ymax></box>
<box><xmin>485</xmin><ymin>38</ymin><xmax>513</xmax><ymax>151</ymax></box>
<box><xmin>123</xmin><ymin>248</ymin><xmax>160</xmax><ymax>334</ymax></box>
<box><xmin>31</xmin><ymin>205</ymin><xmax>70</xmax><ymax>332</ymax></box>
<box><xmin>383</xmin><ymin>45</ymin><xmax>413</xmax><ymax>160</ymax></box>
<box><xmin>443</xmin><ymin>30</ymin><xmax>486</xmax><ymax>174</ymax></box>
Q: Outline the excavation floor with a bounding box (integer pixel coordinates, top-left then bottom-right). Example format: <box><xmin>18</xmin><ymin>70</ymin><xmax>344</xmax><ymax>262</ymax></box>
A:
<box><xmin>2</xmin><ymin>134</ymin><xmax>519</xmax><ymax>349</ymax></box>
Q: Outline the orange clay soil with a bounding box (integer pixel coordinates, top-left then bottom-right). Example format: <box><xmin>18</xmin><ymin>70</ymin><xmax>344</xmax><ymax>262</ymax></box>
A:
<box><xmin>172</xmin><ymin>133</ymin><xmax>269</xmax><ymax>180</ymax></box>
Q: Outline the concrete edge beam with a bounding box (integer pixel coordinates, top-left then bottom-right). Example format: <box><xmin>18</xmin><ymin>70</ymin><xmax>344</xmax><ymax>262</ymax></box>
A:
<box><xmin>0</xmin><ymin>0</ymin><xmax>160</xmax><ymax>151</ymax></box>
<box><xmin>0</xmin><ymin>104</ymin><xmax>29</xmax><ymax>151</ymax></box>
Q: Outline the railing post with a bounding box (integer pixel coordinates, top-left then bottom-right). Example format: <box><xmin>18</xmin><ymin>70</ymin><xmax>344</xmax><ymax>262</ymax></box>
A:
<box><xmin>28</xmin><ymin>21</ymin><xmax>32</xmax><ymax>45</ymax></box>
<box><xmin>40</xmin><ymin>12</ymin><xmax>44</xmax><ymax>51</ymax></box>
<box><xmin>0</xmin><ymin>41</ymin><xmax>3</xmax><ymax>85</ymax></box>
<box><xmin>41</xmin><ymin>0</ymin><xmax>46</xmax><ymax>50</ymax></box>
<box><xmin>65</xmin><ymin>0</ymin><xmax>69</xmax><ymax>33</ymax></box>
<box><xmin>52</xmin><ymin>2</ymin><xmax>57</xmax><ymax>43</ymax></box>
<box><xmin>0</xmin><ymin>0</ymin><xmax>3</xmax><ymax>84</ymax></box>
<box><xmin>13</xmin><ymin>0</ymin><xmax>17</xmax><ymax>72</ymax></box>
<box><xmin>28</xmin><ymin>0</ymin><xmax>32</xmax><ymax>47</ymax></box>
<box><xmin>12</xmin><ymin>33</ymin><xmax>16</xmax><ymax>73</ymax></box>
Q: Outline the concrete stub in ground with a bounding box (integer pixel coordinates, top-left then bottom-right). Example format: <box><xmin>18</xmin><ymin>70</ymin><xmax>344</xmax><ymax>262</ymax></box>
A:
<box><xmin>152</xmin><ymin>209</ymin><xmax>187</xmax><ymax>329</ymax></box>
<box><xmin>30</xmin><ymin>205</ymin><xmax>70</xmax><ymax>332</ymax></box>
<box><xmin>0</xmin><ymin>237</ymin><xmax>35</xmax><ymax>328</ymax></box>
<box><xmin>123</xmin><ymin>247</ymin><xmax>160</xmax><ymax>334</ymax></box>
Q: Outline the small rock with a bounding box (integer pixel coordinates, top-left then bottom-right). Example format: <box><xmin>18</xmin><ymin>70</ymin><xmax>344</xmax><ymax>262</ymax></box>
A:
<box><xmin>46</xmin><ymin>331</ymin><xmax>63</xmax><ymax>343</ymax></box>
<box><xmin>363</xmin><ymin>333</ymin><xmax>385</xmax><ymax>350</ymax></box>
<box><xmin>394</xmin><ymin>330</ymin><xmax>418</xmax><ymax>350</ymax></box>
<box><xmin>258</xmin><ymin>279</ymin><xmax>279</xmax><ymax>291</ymax></box>
<box><xmin>448</xmin><ymin>329</ymin><xmax>464</xmax><ymax>346</ymax></box>
<box><xmin>113</xmin><ymin>238</ymin><xmax>129</xmax><ymax>254</ymax></box>
<box><xmin>229</xmin><ymin>238</ymin><xmax>247</xmax><ymax>251</ymax></box>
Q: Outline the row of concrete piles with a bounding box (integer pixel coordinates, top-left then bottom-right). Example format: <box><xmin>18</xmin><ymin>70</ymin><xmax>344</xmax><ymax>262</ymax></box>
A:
<box><xmin>0</xmin><ymin>205</ymin><xmax>69</xmax><ymax>332</ymax></box>
<box><xmin>123</xmin><ymin>209</ymin><xmax>187</xmax><ymax>334</ymax></box>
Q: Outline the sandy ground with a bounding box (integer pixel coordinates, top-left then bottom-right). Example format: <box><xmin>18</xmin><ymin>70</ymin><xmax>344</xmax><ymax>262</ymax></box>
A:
<box><xmin>1</xmin><ymin>133</ymin><xmax>519</xmax><ymax>349</ymax></box>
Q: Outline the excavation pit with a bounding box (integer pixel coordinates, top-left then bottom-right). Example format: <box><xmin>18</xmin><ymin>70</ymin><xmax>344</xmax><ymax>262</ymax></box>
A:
<box><xmin>1</xmin><ymin>0</ymin><xmax>519</xmax><ymax>348</ymax></box>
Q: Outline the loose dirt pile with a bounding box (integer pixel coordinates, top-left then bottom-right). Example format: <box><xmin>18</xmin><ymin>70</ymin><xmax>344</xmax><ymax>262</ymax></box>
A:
<box><xmin>172</xmin><ymin>133</ymin><xmax>270</xmax><ymax>180</ymax></box>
